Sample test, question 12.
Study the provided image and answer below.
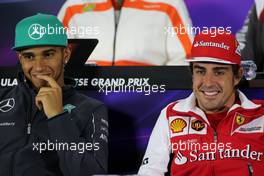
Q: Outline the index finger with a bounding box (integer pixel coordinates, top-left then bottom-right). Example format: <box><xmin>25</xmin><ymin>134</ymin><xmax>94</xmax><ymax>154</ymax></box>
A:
<box><xmin>36</xmin><ymin>75</ymin><xmax>60</xmax><ymax>88</ymax></box>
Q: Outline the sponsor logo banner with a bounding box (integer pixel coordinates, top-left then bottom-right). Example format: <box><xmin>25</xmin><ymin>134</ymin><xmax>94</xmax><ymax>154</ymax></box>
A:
<box><xmin>169</xmin><ymin>116</ymin><xmax>207</xmax><ymax>137</ymax></box>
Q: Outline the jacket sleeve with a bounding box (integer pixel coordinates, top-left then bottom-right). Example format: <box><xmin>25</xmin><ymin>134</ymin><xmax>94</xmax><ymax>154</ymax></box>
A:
<box><xmin>236</xmin><ymin>4</ymin><xmax>264</xmax><ymax>71</ymax></box>
<box><xmin>236</xmin><ymin>4</ymin><xmax>257</xmax><ymax>61</ymax></box>
<box><xmin>165</xmin><ymin>0</ymin><xmax>193</xmax><ymax>65</ymax></box>
<box><xmin>138</xmin><ymin>108</ymin><xmax>171</xmax><ymax>176</ymax></box>
<box><xmin>47</xmin><ymin>104</ymin><xmax>108</xmax><ymax>176</ymax></box>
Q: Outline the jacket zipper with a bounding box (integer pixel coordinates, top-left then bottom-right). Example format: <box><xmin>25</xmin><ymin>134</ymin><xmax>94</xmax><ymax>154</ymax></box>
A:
<box><xmin>211</xmin><ymin>130</ymin><xmax>218</xmax><ymax>176</ymax></box>
<box><xmin>112</xmin><ymin>1</ymin><xmax>124</xmax><ymax>65</ymax></box>
<box><xmin>27</xmin><ymin>123</ymin><xmax>31</xmax><ymax>135</ymax></box>
<box><xmin>10</xmin><ymin>125</ymin><xmax>32</xmax><ymax>175</ymax></box>
<box><xmin>10</xmin><ymin>87</ymin><xmax>33</xmax><ymax>176</ymax></box>
<box><xmin>248</xmin><ymin>162</ymin><xmax>253</xmax><ymax>176</ymax></box>
<box><xmin>213</xmin><ymin>131</ymin><xmax>218</xmax><ymax>143</ymax></box>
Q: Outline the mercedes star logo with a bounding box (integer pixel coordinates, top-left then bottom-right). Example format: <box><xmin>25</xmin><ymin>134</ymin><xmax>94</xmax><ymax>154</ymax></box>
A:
<box><xmin>0</xmin><ymin>98</ymin><xmax>15</xmax><ymax>113</ymax></box>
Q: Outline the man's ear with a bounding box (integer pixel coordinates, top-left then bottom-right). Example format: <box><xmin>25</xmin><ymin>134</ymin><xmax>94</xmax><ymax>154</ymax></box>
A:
<box><xmin>16</xmin><ymin>51</ymin><xmax>22</xmax><ymax>63</ymax></box>
<box><xmin>63</xmin><ymin>46</ymin><xmax>72</xmax><ymax>64</ymax></box>
<box><xmin>234</xmin><ymin>66</ymin><xmax>244</xmax><ymax>86</ymax></box>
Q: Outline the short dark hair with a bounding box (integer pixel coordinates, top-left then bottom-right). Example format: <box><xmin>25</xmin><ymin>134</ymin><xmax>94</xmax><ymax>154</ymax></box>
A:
<box><xmin>189</xmin><ymin>62</ymin><xmax>241</xmax><ymax>77</ymax></box>
<box><xmin>16</xmin><ymin>45</ymin><xmax>66</xmax><ymax>52</ymax></box>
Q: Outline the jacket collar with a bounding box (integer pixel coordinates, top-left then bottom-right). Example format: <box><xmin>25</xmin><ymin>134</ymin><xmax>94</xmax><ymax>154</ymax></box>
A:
<box><xmin>17</xmin><ymin>71</ymin><xmax>77</xmax><ymax>99</ymax></box>
<box><xmin>17</xmin><ymin>71</ymin><xmax>76</xmax><ymax>87</ymax></box>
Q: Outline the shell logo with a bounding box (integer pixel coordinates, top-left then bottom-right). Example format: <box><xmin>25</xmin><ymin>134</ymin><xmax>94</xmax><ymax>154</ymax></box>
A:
<box><xmin>170</xmin><ymin>118</ymin><xmax>187</xmax><ymax>133</ymax></box>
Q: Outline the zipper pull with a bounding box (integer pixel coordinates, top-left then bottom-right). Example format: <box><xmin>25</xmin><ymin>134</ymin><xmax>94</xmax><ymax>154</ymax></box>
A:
<box><xmin>27</xmin><ymin>123</ymin><xmax>31</xmax><ymax>135</ymax></box>
<box><xmin>213</xmin><ymin>131</ymin><xmax>218</xmax><ymax>143</ymax></box>
<box><xmin>248</xmin><ymin>162</ymin><xmax>253</xmax><ymax>176</ymax></box>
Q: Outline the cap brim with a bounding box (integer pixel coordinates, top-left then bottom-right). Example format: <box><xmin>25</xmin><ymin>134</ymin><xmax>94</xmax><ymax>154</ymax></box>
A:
<box><xmin>12</xmin><ymin>44</ymin><xmax>67</xmax><ymax>51</ymax></box>
<box><xmin>186</xmin><ymin>57</ymin><xmax>236</xmax><ymax>64</ymax></box>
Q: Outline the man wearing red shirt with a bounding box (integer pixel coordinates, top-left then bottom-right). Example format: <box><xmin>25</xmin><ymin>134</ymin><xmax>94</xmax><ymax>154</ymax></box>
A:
<box><xmin>138</xmin><ymin>30</ymin><xmax>264</xmax><ymax>176</ymax></box>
